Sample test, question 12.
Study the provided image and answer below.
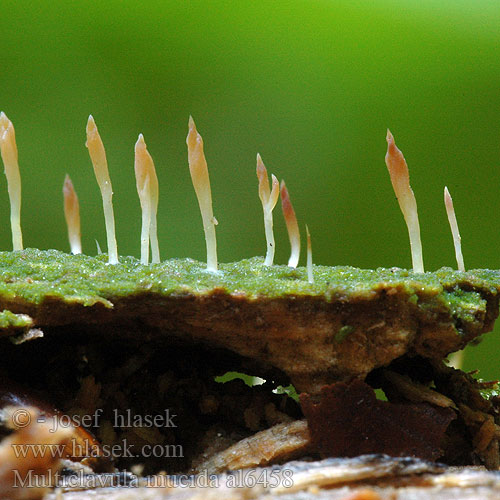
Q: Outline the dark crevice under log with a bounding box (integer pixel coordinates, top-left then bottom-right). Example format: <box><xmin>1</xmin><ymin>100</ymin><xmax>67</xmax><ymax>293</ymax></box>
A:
<box><xmin>2</xmin><ymin>283</ymin><xmax>498</xmax><ymax>395</ymax></box>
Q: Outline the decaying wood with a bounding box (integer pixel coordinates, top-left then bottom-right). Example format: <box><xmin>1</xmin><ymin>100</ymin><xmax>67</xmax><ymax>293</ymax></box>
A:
<box><xmin>1</xmin><ymin>253</ymin><xmax>500</xmax><ymax>497</ymax></box>
<box><xmin>301</xmin><ymin>380</ymin><xmax>456</xmax><ymax>461</ymax></box>
<box><xmin>42</xmin><ymin>456</ymin><xmax>500</xmax><ymax>499</ymax></box>
<box><xmin>1</xmin><ymin>282</ymin><xmax>498</xmax><ymax>395</ymax></box>
<box><xmin>194</xmin><ymin>419</ymin><xmax>311</xmax><ymax>474</ymax></box>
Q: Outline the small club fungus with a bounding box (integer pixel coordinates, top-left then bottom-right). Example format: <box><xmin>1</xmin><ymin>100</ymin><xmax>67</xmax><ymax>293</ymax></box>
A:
<box><xmin>186</xmin><ymin>116</ymin><xmax>218</xmax><ymax>272</ymax></box>
<box><xmin>280</xmin><ymin>180</ymin><xmax>300</xmax><ymax>268</ymax></box>
<box><xmin>444</xmin><ymin>186</ymin><xmax>465</xmax><ymax>272</ymax></box>
<box><xmin>62</xmin><ymin>174</ymin><xmax>82</xmax><ymax>255</ymax></box>
<box><xmin>256</xmin><ymin>153</ymin><xmax>280</xmax><ymax>266</ymax></box>
<box><xmin>0</xmin><ymin>112</ymin><xmax>23</xmax><ymax>251</ymax></box>
<box><xmin>306</xmin><ymin>224</ymin><xmax>314</xmax><ymax>284</ymax></box>
<box><xmin>385</xmin><ymin>130</ymin><xmax>424</xmax><ymax>273</ymax></box>
<box><xmin>85</xmin><ymin>115</ymin><xmax>119</xmax><ymax>265</ymax></box>
<box><xmin>134</xmin><ymin>134</ymin><xmax>160</xmax><ymax>265</ymax></box>
<box><xmin>148</xmin><ymin>144</ymin><xmax>160</xmax><ymax>264</ymax></box>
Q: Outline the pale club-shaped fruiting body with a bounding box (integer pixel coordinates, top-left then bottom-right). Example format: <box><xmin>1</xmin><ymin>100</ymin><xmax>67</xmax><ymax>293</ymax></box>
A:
<box><xmin>186</xmin><ymin>117</ymin><xmax>217</xmax><ymax>272</ymax></box>
<box><xmin>306</xmin><ymin>224</ymin><xmax>314</xmax><ymax>284</ymax></box>
<box><xmin>149</xmin><ymin>149</ymin><xmax>160</xmax><ymax>264</ymax></box>
<box><xmin>256</xmin><ymin>154</ymin><xmax>280</xmax><ymax>266</ymax></box>
<box><xmin>62</xmin><ymin>174</ymin><xmax>82</xmax><ymax>254</ymax></box>
<box><xmin>135</xmin><ymin>134</ymin><xmax>160</xmax><ymax>265</ymax></box>
<box><xmin>280</xmin><ymin>180</ymin><xmax>300</xmax><ymax>268</ymax></box>
<box><xmin>0</xmin><ymin>112</ymin><xmax>23</xmax><ymax>251</ymax></box>
<box><xmin>85</xmin><ymin>115</ymin><xmax>119</xmax><ymax>265</ymax></box>
<box><xmin>444</xmin><ymin>186</ymin><xmax>465</xmax><ymax>272</ymax></box>
<box><xmin>385</xmin><ymin>130</ymin><xmax>424</xmax><ymax>273</ymax></box>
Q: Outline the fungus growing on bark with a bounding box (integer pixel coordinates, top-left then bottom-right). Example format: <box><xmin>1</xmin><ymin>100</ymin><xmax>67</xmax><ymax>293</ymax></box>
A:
<box><xmin>85</xmin><ymin>115</ymin><xmax>118</xmax><ymax>264</ymax></box>
<box><xmin>0</xmin><ymin>115</ymin><xmax>498</xmax><ymax>490</ymax></box>
<box><xmin>385</xmin><ymin>130</ymin><xmax>424</xmax><ymax>273</ymax></box>
<box><xmin>256</xmin><ymin>153</ymin><xmax>280</xmax><ymax>266</ymax></box>
<box><xmin>186</xmin><ymin>117</ymin><xmax>217</xmax><ymax>272</ymax></box>
<box><xmin>0</xmin><ymin>112</ymin><xmax>23</xmax><ymax>251</ymax></box>
<box><xmin>62</xmin><ymin>174</ymin><xmax>82</xmax><ymax>254</ymax></box>
<box><xmin>280</xmin><ymin>180</ymin><xmax>300</xmax><ymax>268</ymax></box>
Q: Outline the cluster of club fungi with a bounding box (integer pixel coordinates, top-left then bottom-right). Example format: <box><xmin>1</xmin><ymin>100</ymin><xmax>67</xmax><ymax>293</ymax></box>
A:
<box><xmin>0</xmin><ymin>111</ymin><xmax>499</xmax><ymax>496</ymax></box>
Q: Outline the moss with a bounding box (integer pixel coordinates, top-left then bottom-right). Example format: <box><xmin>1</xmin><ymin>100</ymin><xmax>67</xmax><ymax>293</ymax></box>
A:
<box><xmin>335</xmin><ymin>325</ymin><xmax>355</xmax><ymax>343</ymax></box>
<box><xmin>480</xmin><ymin>385</ymin><xmax>499</xmax><ymax>400</ymax></box>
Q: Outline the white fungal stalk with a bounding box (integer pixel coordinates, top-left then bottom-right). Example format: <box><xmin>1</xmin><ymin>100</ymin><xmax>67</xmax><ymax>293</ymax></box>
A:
<box><xmin>256</xmin><ymin>154</ymin><xmax>279</xmax><ymax>266</ymax></box>
<box><xmin>306</xmin><ymin>224</ymin><xmax>314</xmax><ymax>284</ymax></box>
<box><xmin>134</xmin><ymin>136</ymin><xmax>148</xmax><ymax>262</ymax></box>
<box><xmin>134</xmin><ymin>134</ymin><xmax>160</xmax><ymax>265</ymax></box>
<box><xmin>62</xmin><ymin>174</ymin><xmax>82</xmax><ymax>254</ymax></box>
<box><xmin>85</xmin><ymin>115</ymin><xmax>118</xmax><ymax>264</ymax></box>
<box><xmin>280</xmin><ymin>180</ymin><xmax>300</xmax><ymax>268</ymax></box>
<box><xmin>186</xmin><ymin>117</ymin><xmax>217</xmax><ymax>272</ymax></box>
<box><xmin>139</xmin><ymin>175</ymin><xmax>151</xmax><ymax>264</ymax></box>
<box><xmin>385</xmin><ymin>130</ymin><xmax>424</xmax><ymax>273</ymax></box>
<box><xmin>149</xmin><ymin>153</ymin><xmax>160</xmax><ymax>265</ymax></box>
<box><xmin>0</xmin><ymin>112</ymin><xmax>23</xmax><ymax>251</ymax></box>
<box><xmin>444</xmin><ymin>186</ymin><xmax>465</xmax><ymax>272</ymax></box>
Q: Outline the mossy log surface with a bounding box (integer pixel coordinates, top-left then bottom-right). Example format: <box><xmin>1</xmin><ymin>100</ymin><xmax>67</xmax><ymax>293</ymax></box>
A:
<box><xmin>0</xmin><ymin>249</ymin><xmax>499</xmax><ymax>393</ymax></box>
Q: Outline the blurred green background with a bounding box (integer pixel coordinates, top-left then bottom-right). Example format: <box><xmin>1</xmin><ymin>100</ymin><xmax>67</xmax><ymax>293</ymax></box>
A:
<box><xmin>1</xmin><ymin>0</ymin><xmax>500</xmax><ymax>377</ymax></box>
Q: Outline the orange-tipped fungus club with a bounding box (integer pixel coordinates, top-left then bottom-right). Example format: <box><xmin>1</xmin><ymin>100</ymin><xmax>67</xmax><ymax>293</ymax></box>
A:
<box><xmin>186</xmin><ymin>116</ymin><xmax>218</xmax><ymax>272</ymax></box>
<box><xmin>280</xmin><ymin>180</ymin><xmax>300</xmax><ymax>268</ymax></box>
<box><xmin>135</xmin><ymin>134</ymin><xmax>160</xmax><ymax>265</ymax></box>
<box><xmin>385</xmin><ymin>130</ymin><xmax>424</xmax><ymax>273</ymax></box>
<box><xmin>256</xmin><ymin>153</ymin><xmax>280</xmax><ymax>266</ymax></box>
<box><xmin>85</xmin><ymin>115</ymin><xmax>119</xmax><ymax>265</ymax></box>
<box><xmin>444</xmin><ymin>186</ymin><xmax>465</xmax><ymax>272</ymax></box>
<box><xmin>62</xmin><ymin>174</ymin><xmax>82</xmax><ymax>255</ymax></box>
<box><xmin>0</xmin><ymin>112</ymin><xmax>23</xmax><ymax>251</ymax></box>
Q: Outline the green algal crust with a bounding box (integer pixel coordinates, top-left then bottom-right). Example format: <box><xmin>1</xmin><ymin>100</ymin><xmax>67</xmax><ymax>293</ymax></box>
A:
<box><xmin>0</xmin><ymin>248</ymin><xmax>497</xmax><ymax>342</ymax></box>
<box><xmin>0</xmin><ymin>309</ymin><xmax>32</xmax><ymax>330</ymax></box>
<box><xmin>442</xmin><ymin>289</ymin><xmax>487</xmax><ymax>327</ymax></box>
<box><xmin>0</xmin><ymin>248</ymin><xmax>499</xmax><ymax>394</ymax></box>
<box><xmin>0</xmin><ymin>248</ymin><xmax>498</xmax><ymax>307</ymax></box>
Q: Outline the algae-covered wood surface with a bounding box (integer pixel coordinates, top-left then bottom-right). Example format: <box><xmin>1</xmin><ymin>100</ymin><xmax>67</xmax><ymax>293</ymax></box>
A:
<box><xmin>0</xmin><ymin>249</ymin><xmax>499</xmax><ymax>394</ymax></box>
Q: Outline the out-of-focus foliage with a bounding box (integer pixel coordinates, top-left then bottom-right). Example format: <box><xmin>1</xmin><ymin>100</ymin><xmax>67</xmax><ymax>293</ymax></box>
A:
<box><xmin>0</xmin><ymin>0</ymin><xmax>499</xmax><ymax>377</ymax></box>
